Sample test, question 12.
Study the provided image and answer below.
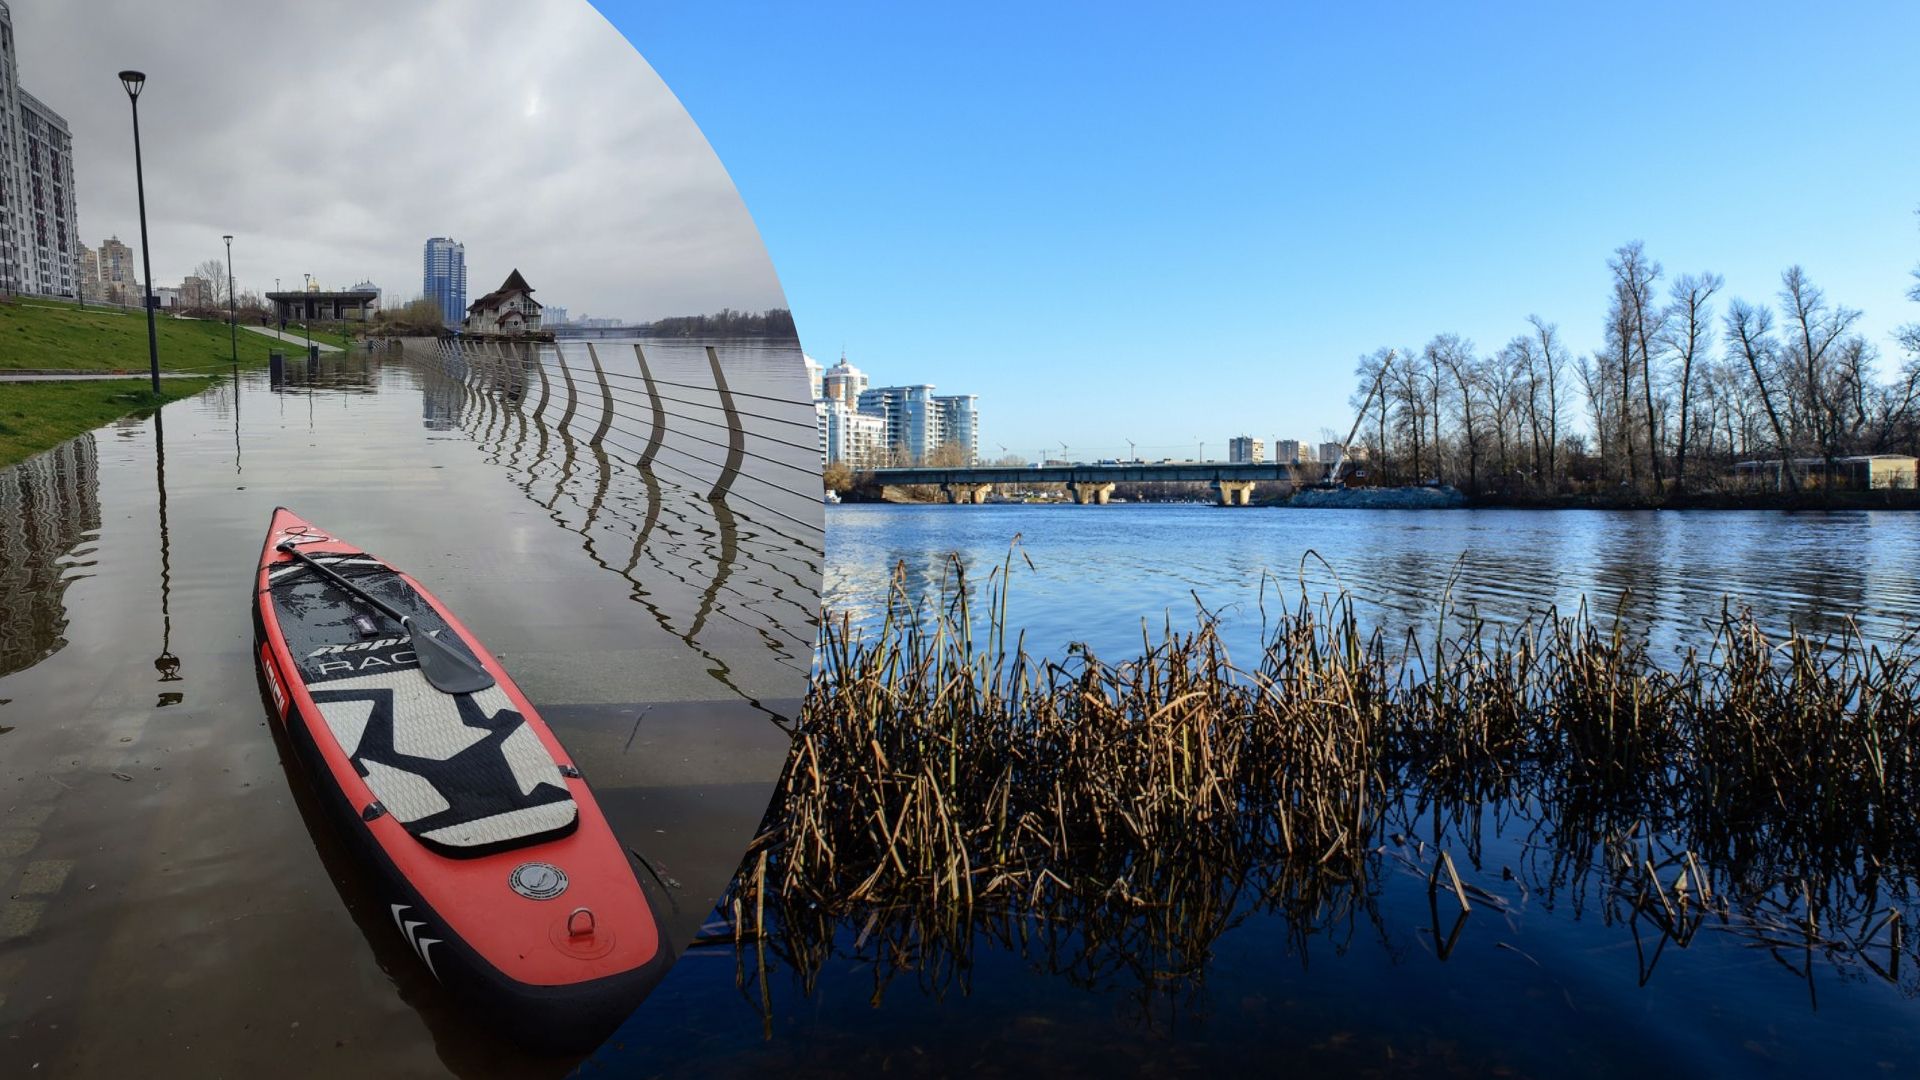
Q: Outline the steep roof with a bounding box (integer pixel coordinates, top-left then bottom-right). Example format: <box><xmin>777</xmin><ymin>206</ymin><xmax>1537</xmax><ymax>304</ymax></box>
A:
<box><xmin>465</xmin><ymin>268</ymin><xmax>543</xmax><ymax>314</ymax></box>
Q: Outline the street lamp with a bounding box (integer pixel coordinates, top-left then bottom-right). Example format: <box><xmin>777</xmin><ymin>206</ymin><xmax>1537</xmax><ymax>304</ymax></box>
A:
<box><xmin>119</xmin><ymin>70</ymin><xmax>161</xmax><ymax>394</ymax></box>
<box><xmin>223</xmin><ymin>234</ymin><xmax>237</xmax><ymax>368</ymax></box>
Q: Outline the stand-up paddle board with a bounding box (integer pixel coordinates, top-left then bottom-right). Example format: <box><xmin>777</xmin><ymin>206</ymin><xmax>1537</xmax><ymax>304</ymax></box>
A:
<box><xmin>252</xmin><ymin>507</ymin><xmax>666</xmax><ymax>1052</ymax></box>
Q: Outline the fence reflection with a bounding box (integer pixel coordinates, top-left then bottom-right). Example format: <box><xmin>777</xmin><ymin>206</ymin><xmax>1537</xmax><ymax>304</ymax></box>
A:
<box><xmin>401</xmin><ymin>336</ymin><xmax>821</xmax><ymax>705</ymax></box>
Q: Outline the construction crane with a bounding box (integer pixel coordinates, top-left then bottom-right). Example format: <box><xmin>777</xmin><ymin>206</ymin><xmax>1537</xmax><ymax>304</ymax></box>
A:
<box><xmin>1324</xmin><ymin>349</ymin><xmax>1394</xmax><ymax>487</ymax></box>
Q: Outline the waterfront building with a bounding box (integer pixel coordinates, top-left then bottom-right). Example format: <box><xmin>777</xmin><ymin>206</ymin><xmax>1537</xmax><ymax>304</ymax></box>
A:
<box><xmin>821</xmin><ymin>399</ymin><xmax>887</xmax><ymax>469</ymax></box>
<box><xmin>266</xmin><ymin>286</ymin><xmax>379</xmax><ymax>322</ymax></box>
<box><xmin>544</xmin><ymin>304</ymin><xmax>569</xmax><ymax>327</ymax></box>
<box><xmin>933</xmin><ymin>394</ymin><xmax>978</xmax><ymax>464</ymax></box>
<box><xmin>1732</xmin><ymin>454</ymin><xmax>1918</xmax><ymax>491</ymax></box>
<box><xmin>463</xmin><ymin>269</ymin><xmax>543</xmax><ymax>335</ymax></box>
<box><xmin>1229</xmin><ymin>436</ymin><xmax>1264</xmax><ymax>464</ymax></box>
<box><xmin>857</xmin><ymin>384</ymin><xmax>940</xmax><ymax>463</ymax></box>
<box><xmin>803</xmin><ymin>353</ymin><xmax>823</xmax><ymax>400</ymax></box>
<box><xmin>421</xmin><ymin>237</ymin><xmax>467</xmax><ymax>326</ymax></box>
<box><xmin>0</xmin><ymin>3</ymin><xmax>81</xmax><ymax>299</ymax></box>
<box><xmin>821</xmin><ymin>354</ymin><xmax>867</xmax><ymax>405</ymax></box>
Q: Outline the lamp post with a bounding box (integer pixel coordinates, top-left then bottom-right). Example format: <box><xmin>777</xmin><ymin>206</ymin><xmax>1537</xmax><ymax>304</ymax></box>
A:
<box><xmin>223</xmin><ymin>234</ymin><xmax>237</xmax><ymax>368</ymax></box>
<box><xmin>119</xmin><ymin>70</ymin><xmax>161</xmax><ymax>394</ymax></box>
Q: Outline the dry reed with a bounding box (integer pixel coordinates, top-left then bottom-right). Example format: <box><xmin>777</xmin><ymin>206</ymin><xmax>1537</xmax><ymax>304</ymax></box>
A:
<box><xmin>720</xmin><ymin>551</ymin><xmax>1920</xmax><ymax>1009</ymax></box>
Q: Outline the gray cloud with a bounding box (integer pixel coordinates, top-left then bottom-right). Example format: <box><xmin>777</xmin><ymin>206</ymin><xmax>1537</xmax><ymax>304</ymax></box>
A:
<box><xmin>12</xmin><ymin>0</ymin><xmax>786</xmax><ymax>321</ymax></box>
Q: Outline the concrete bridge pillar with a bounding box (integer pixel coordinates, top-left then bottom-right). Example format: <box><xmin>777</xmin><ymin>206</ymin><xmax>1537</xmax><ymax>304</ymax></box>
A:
<box><xmin>1069</xmin><ymin>481</ymin><xmax>1116</xmax><ymax>505</ymax></box>
<box><xmin>1212</xmin><ymin>480</ymin><xmax>1256</xmax><ymax>506</ymax></box>
<box><xmin>942</xmin><ymin>483</ymin><xmax>993</xmax><ymax>504</ymax></box>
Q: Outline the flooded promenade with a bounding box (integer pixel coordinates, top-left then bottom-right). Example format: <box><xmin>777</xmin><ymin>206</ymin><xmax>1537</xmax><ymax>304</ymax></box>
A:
<box><xmin>0</xmin><ymin>342</ymin><xmax>818</xmax><ymax>1076</ymax></box>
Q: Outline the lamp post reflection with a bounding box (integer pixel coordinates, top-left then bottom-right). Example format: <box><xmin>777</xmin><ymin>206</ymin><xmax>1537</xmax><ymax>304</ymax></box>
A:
<box><xmin>152</xmin><ymin>409</ymin><xmax>182</xmax><ymax>699</ymax></box>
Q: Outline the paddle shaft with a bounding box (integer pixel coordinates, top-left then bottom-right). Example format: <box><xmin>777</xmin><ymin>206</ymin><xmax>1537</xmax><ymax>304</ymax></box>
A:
<box><xmin>277</xmin><ymin>542</ymin><xmax>414</xmax><ymax>629</ymax></box>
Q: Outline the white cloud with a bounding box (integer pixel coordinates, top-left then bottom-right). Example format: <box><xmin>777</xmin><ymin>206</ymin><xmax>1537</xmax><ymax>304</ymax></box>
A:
<box><xmin>10</xmin><ymin>0</ymin><xmax>788</xmax><ymax>321</ymax></box>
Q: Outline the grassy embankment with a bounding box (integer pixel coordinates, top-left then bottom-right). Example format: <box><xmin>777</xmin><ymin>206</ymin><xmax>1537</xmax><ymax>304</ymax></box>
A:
<box><xmin>0</xmin><ymin>378</ymin><xmax>218</xmax><ymax>465</ymax></box>
<box><xmin>713</xmin><ymin>555</ymin><xmax>1920</xmax><ymax>1003</ymax></box>
<box><xmin>0</xmin><ymin>299</ymin><xmax>354</xmax><ymax>466</ymax></box>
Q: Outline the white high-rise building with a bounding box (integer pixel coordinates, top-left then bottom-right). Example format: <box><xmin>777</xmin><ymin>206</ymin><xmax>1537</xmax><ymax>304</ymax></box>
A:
<box><xmin>0</xmin><ymin>3</ymin><xmax>81</xmax><ymax>299</ymax></box>
<box><xmin>810</xmin><ymin>355</ymin><xmax>980</xmax><ymax>467</ymax></box>
<box><xmin>820</xmin><ymin>399</ymin><xmax>887</xmax><ymax>468</ymax></box>
<box><xmin>803</xmin><ymin>353</ymin><xmax>824</xmax><ymax>401</ymax></box>
<box><xmin>1229</xmin><ymin>436</ymin><xmax>1264</xmax><ymax>464</ymax></box>
<box><xmin>821</xmin><ymin>354</ymin><xmax>867</xmax><ymax>406</ymax></box>
<box><xmin>933</xmin><ymin>395</ymin><xmax>978</xmax><ymax>465</ymax></box>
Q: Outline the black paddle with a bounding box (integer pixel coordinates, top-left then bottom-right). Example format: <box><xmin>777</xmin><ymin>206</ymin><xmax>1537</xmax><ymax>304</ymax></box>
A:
<box><xmin>276</xmin><ymin>541</ymin><xmax>496</xmax><ymax>694</ymax></box>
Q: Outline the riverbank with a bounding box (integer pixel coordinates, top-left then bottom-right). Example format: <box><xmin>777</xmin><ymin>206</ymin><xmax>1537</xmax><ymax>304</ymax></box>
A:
<box><xmin>0</xmin><ymin>298</ymin><xmax>350</xmax><ymax>372</ymax></box>
<box><xmin>1468</xmin><ymin>488</ymin><xmax>1920</xmax><ymax>511</ymax></box>
<box><xmin>0</xmin><ymin>298</ymin><xmax>337</xmax><ymax>466</ymax></box>
<box><xmin>0</xmin><ymin>377</ymin><xmax>218</xmax><ymax>466</ymax></box>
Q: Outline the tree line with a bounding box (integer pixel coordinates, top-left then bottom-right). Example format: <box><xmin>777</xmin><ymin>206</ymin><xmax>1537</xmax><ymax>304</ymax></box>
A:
<box><xmin>1348</xmin><ymin>235</ymin><xmax>1920</xmax><ymax>497</ymax></box>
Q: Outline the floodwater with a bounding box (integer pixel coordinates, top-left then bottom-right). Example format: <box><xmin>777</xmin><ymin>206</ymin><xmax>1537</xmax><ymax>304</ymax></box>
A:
<box><xmin>0</xmin><ymin>340</ymin><xmax>819</xmax><ymax>1077</ymax></box>
<box><xmin>578</xmin><ymin>500</ymin><xmax>1920</xmax><ymax>1078</ymax></box>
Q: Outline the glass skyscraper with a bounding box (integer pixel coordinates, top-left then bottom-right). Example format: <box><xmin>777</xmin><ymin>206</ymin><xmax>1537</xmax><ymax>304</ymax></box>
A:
<box><xmin>421</xmin><ymin>236</ymin><xmax>466</xmax><ymax>326</ymax></box>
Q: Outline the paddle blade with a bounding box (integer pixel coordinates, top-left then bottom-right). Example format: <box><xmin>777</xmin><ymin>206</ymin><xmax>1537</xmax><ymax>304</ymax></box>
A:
<box><xmin>404</xmin><ymin>617</ymin><xmax>496</xmax><ymax>694</ymax></box>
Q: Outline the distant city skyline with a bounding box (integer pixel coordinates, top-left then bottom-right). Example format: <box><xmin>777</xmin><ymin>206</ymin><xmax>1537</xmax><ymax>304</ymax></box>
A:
<box><xmin>13</xmin><ymin>0</ymin><xmax>790</xmax><ymax>325</ymax></box>
<box><xmin>809</xmin><ymin>353</ymin><xmax>980</xmax><ymax>467</ymax></box>
<box><xmin>601</xmin><ymin>1</ymin><xmax>1920</xmax><ymax>454</ymax></box>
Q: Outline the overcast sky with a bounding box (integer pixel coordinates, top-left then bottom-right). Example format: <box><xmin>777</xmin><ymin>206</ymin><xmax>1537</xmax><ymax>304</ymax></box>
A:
<box><xmin>11</xmin><ymin>0</ymin><xmax>788</xmax><ymax>322</ymax></box>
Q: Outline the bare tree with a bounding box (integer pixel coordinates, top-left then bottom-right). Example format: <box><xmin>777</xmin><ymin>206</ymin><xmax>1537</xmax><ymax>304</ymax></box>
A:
<box><xmin>1430</xmin><ymin>334</ymin><xmax>1485</xmax><ymax>492</ymax></box>
<box><xmin>192</xmin><ymin>258</ymin><xmax>232</xmax><ymax>305</ymax></box>
<box><xmin>1608</xmin><ymin>242</ymin><xmax>1666</xmax><ymax>491</ymax></box>
<box><xmin>1778</xmin><ymin>267</ymin><xmax>1863</xmax><ymax>474</ymax></box>
<box><xmin>1725</xmin><ymin>299</ymin><xmax>1798</xmax><ymax>492</ymax></box>
<box><xmin>1661</xmin><ymin>272</ymin><xmax>1722</xmax><ymax>492</ymax></box>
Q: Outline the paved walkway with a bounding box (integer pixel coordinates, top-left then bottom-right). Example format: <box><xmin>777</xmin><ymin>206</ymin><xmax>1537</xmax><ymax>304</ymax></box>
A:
<box><xmin>240</xmin><ymin>325</ymin><xmax>344</xmax><ymax>353</ymax></box>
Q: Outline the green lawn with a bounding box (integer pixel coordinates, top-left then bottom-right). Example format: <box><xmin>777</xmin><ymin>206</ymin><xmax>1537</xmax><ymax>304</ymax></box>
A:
<box><xmin>0</xmin><ymin>299</ymin><xmax>355</xmax><ymax>372</ymax></box>
<box><xmin>0</xmin><ymin>377</ymin><xmax>220</xmax><ymax>467</ymax></box>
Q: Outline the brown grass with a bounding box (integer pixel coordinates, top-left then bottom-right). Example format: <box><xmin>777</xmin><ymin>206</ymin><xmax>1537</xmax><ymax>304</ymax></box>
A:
<box><xmin>716</xmin><ymin>547</ymin><xmax>1920</xmax><ymax>1010</ymax></box>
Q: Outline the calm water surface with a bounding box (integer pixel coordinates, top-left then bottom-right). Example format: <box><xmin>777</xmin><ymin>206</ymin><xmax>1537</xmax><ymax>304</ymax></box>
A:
<box><xmin>585</xmin><ymin>500</ymin><xmax>1920</xmax><ymax>1078</ymax></box>
<box><xmin>0</xmin><ymin>342</ymin><xmax>818</xmax><ymax>1077</ymax></box>
<box><xmin>823</xmin><ymin>502</ymin><xmax>1920</xmax><ymax>657</ymax></box>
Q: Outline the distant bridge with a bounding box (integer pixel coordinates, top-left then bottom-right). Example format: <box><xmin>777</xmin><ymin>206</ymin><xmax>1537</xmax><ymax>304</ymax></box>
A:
<box><xmin>552</xmin><ymin>325</ymin><xmax>651</xmax><ymax>339</ymax></box>
<box><xmin>870</xmin><ymin>461</ymin><xmax>1314</xmax><ymax>505</ymax></box>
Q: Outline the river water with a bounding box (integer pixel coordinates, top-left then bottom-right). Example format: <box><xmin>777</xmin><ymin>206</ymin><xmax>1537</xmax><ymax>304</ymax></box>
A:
<box><xmin>0</xmin><ymin>341</ymin><xmax>818</xmax><ymax>1076</ymax></box>
<box><xmin>821</xmin><ymin>502</ymin><xmax>1920</xmax><ymax>658</ymax></box>
<box><xmin>580</xmin><ymin>500</ymin><xmax>1920</xmax><ymax>1079</ymax></box>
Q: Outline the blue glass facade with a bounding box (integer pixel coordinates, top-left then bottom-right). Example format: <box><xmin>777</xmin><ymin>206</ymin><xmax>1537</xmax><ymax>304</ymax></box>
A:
<box><xmin>421</xmin><ymin>237</ymin><xmax>466</xmax><ymax>326</ymax></box>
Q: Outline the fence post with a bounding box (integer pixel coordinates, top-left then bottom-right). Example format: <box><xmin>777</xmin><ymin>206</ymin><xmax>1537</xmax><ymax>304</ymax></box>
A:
<box><xmin>705</xmin><ymin>345</ymin><xmax>744</xmax><ymax>502</ymax></box>
<box><xmin>555</xmin><ymin>343</ymin><xmax>579</xmax><ymax>435</ymax></box>
<box><xmin>633</xmin><ymin>343</ymin><xmax>666</xmax><ymax>467</ymax></box>
<box><xmin>585</xmin><ymin>342</ymin><xmax>614</xmax><ymax>447</ymax></box>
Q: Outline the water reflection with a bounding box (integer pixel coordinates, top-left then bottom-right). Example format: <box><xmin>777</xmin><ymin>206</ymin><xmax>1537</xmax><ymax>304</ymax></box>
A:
<box><xmin>0</xmin><ymin>433</ymin><xmax>100</xmax><ymax>678</ymax></box>
<box><xmin>825</xmin><ymin>505</ymin><xmax>1920</xmax><ymax>659</ymax></box>
<box><xmin>150</xmin><ymin>410</ymin><xmax>182</xmax><ymax>698</ymax></box>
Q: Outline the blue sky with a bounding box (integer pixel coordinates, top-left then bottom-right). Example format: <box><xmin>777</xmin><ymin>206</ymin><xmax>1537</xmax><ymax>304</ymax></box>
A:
<box><xmin>595</xmin><ymin>1</ymin><xmax>1920</xmax><ymax>460</ymax></box>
